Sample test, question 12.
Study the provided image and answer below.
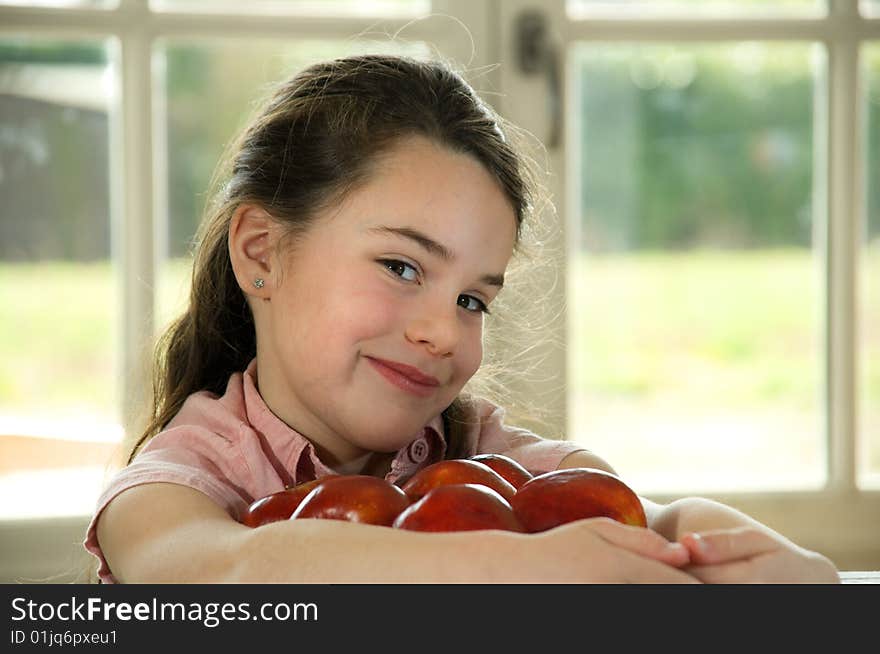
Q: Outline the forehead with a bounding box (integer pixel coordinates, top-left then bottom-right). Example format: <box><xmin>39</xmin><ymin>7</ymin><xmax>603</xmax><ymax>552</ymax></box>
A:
<box><xmin>364</xmin><ymin>137</ymin><xmax>516</xmax><ymax>236</ymax></box>
<box><xmin>336</xmin><ymin>137</ymin><xmax>519</xmax><ymax>257</ymax></box>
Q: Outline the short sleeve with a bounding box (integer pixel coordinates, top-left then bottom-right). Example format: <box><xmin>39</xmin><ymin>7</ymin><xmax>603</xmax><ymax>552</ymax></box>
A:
<box><xmin>82</xmin><ymin>426</ymin><xmax>252</xmax><ymax>584</ymax></box>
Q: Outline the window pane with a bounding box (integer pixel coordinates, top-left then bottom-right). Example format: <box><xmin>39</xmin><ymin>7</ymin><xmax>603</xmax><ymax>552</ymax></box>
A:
<box><xmin>568</xmin><ymin>43</ymin><xmax>824</xmax><ymax>493</ymax></box>
<box><xmin>0</xmin><ymin>36</ymin><xmax>121</xmax><ymax>518</ymax></box>
<box><xmin>862</xmin><ymin>43</ymin><xmax>880</xmax><ymax>486</ymax></box>
<box><xmin>150</xmin><ymin>0</ymin><xmax>429</xmax><ymax>16</ymax></box>
<box><xmin>567</xmin><ymin>0</ymin><xmax>824</xmax><ymax>18</ymax></box>
<box><xmin>156</xmin><ymin>39</ymin><xmax>429</xmax><ymax>327</ymax></box>
<box><xmin>862</xmin><ymin>1</ymin><xmax>880</xmax><ymax>17</ymax></box>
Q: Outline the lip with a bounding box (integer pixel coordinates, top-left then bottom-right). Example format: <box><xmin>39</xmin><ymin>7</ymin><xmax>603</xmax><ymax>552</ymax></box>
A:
<box><xmin>366</xmin><ymin>357</ymin><xmax>441</xmax><ymax>397</ymax></box>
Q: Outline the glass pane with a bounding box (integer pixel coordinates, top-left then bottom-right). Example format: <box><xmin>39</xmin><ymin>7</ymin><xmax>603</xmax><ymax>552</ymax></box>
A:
<box><xmin>568</xmin><ymin>0</ymin><xmax>824</xmax><ymax>18</ymax></box>
<box><xmin>568</xmin><ymin>42</ymin><xmax>824</xmax><ymax>493</ymax></box>
<box><xmin>0</xmin><ymin>36</ymin><xmax>121</xmax><ymax>518</ymax></box>
<box><xmin>150</xmin><ymin>0</ymin><xmax>429</xmax><ymax>16</ymax></box>
<box><xmin>862</xmin><ymin>1</ymin><xmax>880</xmax><ymax>17</ymax></box>
<box><xmin>156</xmin><ymin>39</ymin><xmax>429</xmax><ymax>328</ymax></box>
<box><xmin>862</xmin><ymin>43</ymin><xmax>880</xmax><ymax>486</ymax></box>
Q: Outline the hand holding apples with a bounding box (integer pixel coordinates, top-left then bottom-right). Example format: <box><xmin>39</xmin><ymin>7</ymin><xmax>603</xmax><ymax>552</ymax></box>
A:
<box><xmin>237</xmin><ymin>458</ymin><xmax>698</xmax><ymax>583</ymax></box>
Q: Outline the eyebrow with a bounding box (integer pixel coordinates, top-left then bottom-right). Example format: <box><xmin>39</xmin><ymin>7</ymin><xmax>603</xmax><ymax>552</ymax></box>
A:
<box><xmin>367</xmin><ymin>225</ymin><xmax>505</xmax><ymax>288</ymax></box>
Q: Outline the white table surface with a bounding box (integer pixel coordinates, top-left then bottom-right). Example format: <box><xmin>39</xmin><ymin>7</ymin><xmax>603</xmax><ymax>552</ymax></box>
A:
<box><xmin>839</xmin><ymin>570</ymin><xmax>880</xmax><ymax>584</ymax></box>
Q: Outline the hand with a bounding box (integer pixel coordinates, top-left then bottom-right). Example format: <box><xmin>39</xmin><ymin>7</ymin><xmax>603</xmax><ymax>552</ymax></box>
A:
<box><xmin>517</xmin><ymin>517</ymin><xmax>701</xmax><ymax>583</ymax></box>
<box><xmin>679</xmin><ymin>528</ymin><xmax>840</xmax><ymax>583</ymax></box>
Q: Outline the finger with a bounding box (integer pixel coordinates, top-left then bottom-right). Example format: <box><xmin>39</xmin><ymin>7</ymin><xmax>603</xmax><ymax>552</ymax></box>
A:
<box><xmin>577</xmin><ymin>517</ymin><xmax>691</xmax><ymax>567</ymax></box>
<box><xmin>680</xmin><ymin>528</ymin><xmax>779</xmax><ymax>566</ymax></box>
<box><xmin>687</xmin><ymin>551</ymin><xmax>840</xmax><ymax>584</ymax></box>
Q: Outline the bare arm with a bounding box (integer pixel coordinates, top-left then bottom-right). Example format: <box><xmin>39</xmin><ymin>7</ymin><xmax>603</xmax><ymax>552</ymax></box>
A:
<box><xmin>96</xmin><ymin>482</ymin><xmax>697</xmax><ymax>583</ymax></box>
<box><xmin>98</xmin><ymin>482</ymin><xmax>499</xmax><ymax>583</ymax></box>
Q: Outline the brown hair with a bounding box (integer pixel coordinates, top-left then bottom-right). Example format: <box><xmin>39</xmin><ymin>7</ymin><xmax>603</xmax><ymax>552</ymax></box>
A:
<box><xmin>130</xmin><ymin>54</ymin><xmax>539</xmax><ymax>463</ymax></box>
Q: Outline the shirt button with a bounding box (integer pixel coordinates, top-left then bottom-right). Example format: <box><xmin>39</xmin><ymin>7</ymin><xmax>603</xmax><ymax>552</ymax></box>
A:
<box><xmin>408</xmin><ymin>437</ymin><xmax>429</xmax><ymax>463</ymax></box>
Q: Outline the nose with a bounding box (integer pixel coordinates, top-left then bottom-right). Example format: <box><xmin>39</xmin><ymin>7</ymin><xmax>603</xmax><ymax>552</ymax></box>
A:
<box><xmin>405</xmin><ymin>301</ymin><xmax>460</xmax><ymax>359</ymax></box>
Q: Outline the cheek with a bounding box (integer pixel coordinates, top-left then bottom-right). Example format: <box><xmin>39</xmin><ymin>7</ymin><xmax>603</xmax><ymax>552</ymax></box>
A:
<box><xmin>457</xmin><ymin>325</ymin><xmax>484</xmax><ymax>380</ymax></box>
<box><xmin>329</xmin><ymin>280</ymin><xmax>402</xmax><ymax>340</ymax></box>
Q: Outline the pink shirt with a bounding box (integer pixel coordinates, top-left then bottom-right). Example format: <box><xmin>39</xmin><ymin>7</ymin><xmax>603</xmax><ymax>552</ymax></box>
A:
<box><xmin>83</xmin><ymin>360</ymin><xmax>587</xmax><ymax>583</ymax></box>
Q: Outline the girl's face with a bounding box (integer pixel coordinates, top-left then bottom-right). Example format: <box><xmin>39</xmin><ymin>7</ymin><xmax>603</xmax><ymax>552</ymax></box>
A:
<box><xmin>255</xmin><ymin>136</ymin><xmax>518</xmax><ymax>467</ymax></box>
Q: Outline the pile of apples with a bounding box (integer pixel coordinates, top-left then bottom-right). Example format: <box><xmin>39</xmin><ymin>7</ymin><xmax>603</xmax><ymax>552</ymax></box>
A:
<box><xmin>242</xmin><ymin>454</ymin><xmax>647</xmax><ymax>533</ymax></box>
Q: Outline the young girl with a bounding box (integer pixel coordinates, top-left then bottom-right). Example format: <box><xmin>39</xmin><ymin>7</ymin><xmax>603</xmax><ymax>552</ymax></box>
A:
<box><xmin>84</xmin><ymin>54</ymin><xmax>838</xmax><ymax>583</ymax></box>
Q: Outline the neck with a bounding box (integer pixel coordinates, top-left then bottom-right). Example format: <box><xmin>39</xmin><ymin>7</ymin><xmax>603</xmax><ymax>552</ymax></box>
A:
<box><xmin>333</xmin><ymin>451</ymin><xmax>372</xmax><ymax>475</ymax></box>
<box><xmin>333</xmin><ymin>451</ymin><xmax>394</xmax><ymax>477</ymax></box>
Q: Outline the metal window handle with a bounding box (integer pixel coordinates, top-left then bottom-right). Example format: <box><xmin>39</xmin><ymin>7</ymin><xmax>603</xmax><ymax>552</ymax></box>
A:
<box><xmin>515</xmin><ymin>9</ymin><xmax>562</xmax><ymax>148</ymax></box>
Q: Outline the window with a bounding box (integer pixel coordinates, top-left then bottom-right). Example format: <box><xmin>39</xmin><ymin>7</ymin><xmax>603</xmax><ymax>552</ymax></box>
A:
<box><xmin>570</xmin><ymin>41</ymin><xmax>825</xmax><ymax>493</ymax></box>
<box><xmin>0</xmin><ymin>35</ymin><xmax>122</xmax><ymax>518</ymax></box>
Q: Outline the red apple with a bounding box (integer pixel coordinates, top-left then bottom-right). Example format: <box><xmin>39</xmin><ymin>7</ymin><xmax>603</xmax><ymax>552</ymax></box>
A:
<box><xmin>241</xmin><ymin>477</ymin><xmax>336</xmax><ymax>528</ymax></box>
<box><xmin>469</xmin><ymin>454</ymin><xmax>533</xmax><ymax>490</ymax></box>
<box><xmin>290</xmin><ymin>475</ymin><xmax>411</xmax><ymax>527</ymax></box>
<box><xmin>392</xmin><ymin>484</ymin><xmax>524</xmax><ymax>533</ymax></box>
<box><xmin>400</xmin><ymin>459</ymin><xmax>517</xmax><ymax>503</ymax></box>
<box><xmin>510</xmin><ymin>467</ymin><xmax>647</xmax><ymax>532</ymax></box>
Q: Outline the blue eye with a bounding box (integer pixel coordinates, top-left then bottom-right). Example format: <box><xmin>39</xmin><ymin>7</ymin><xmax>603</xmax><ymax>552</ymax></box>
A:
<box><xmin>380</xmin><ymin>259</ymin><xmax>419</xmax><ymax>282</ymax></box>
<box><xmin>458</xmin><ymin>294</ymin><xmax>489</xmax><ymax>314</ymax></box>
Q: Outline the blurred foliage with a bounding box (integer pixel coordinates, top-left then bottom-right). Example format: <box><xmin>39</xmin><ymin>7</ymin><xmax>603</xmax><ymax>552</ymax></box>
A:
<box><xmin>577</xmin><ymin>43</ymin><xmax>880</xmax><ymax>252</ymax></box>
<box><xmin>0</xmin><ymin>41</ymin><xmax>106</xmax><ymax>66</ymax></box>
<box><xmin>0</xmin><ymin>37</ymin><xmax>110</xmax><ymax>261</ymax></box>
<box><xmin>578</xmin><ymin>44</ymin><xmax>817</xmax><ymax>251</ymax></box>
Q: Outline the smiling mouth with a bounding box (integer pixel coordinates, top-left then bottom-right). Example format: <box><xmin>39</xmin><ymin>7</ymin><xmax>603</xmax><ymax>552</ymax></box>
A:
<box><xmin>365</xmin><ymin>357</ymin><xmax>440</xmax><ymax>398</ymax></box>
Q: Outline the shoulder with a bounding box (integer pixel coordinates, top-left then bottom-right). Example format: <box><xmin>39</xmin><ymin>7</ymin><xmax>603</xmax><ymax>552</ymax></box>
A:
<box><xmin>165</xmin><ymin>370</ymin><xmax>248</xmax><ymax>434</ymax></box>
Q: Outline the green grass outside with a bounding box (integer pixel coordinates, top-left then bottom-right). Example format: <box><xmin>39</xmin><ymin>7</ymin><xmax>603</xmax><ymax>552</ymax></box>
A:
<box><xmin>567</xmin><ymin>247</ymin><xmax>880</xmax><ymax>486</ymax></box>
<box><xmin>570</xmin><ymin>248</ymin><xmax>826</xmax><ymax>408</ymax></box>
<box><xmin>0</xmin><ymin>261</ymin><xmax>119</xmax><ymax>416</ymax></box>
<box><xmin>0</xmin><ymin>259</ymin><xmax>191</xmax><ymax>419</ymax></box>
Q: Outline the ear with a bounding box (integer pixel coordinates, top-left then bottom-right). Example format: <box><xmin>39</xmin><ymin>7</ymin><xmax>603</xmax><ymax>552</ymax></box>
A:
<box><xmin>229</xmin><ymin>203</ymin><xmax>278</xmax><ymax>299</ymax></box>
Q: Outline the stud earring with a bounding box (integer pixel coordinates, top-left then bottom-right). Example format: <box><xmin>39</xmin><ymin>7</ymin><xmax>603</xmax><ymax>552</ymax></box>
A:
<box><xmin>253</xmin><ymin>278</ymin><xmax>265</xmax><ymax>289</ymax></box>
